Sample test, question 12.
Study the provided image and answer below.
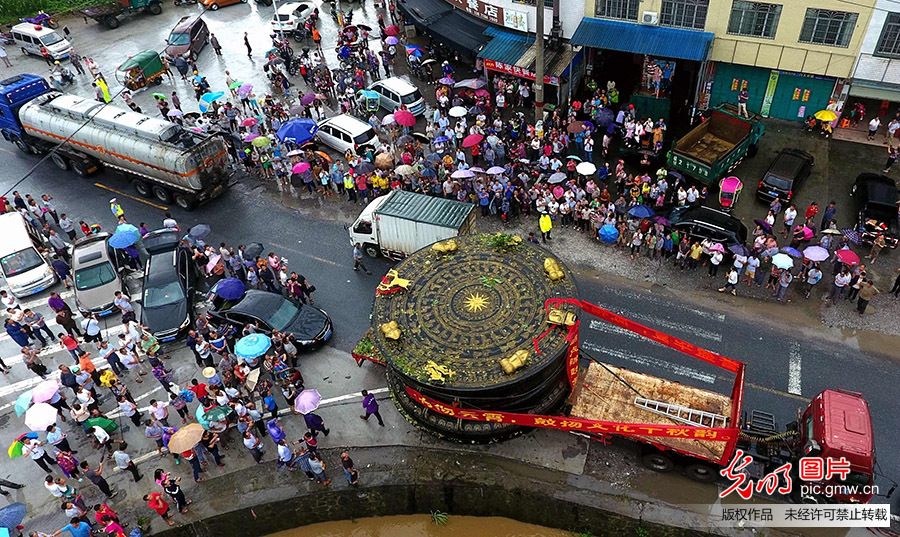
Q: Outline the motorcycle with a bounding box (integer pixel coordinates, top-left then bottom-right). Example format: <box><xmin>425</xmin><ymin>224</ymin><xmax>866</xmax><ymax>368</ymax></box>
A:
<box><xmin>21</xmin><ymin>11</ymin><xmax>58</xmax><ymax>29</ymax></box>
<box><xmin>51</xmin><ymin>65</ymin><xmax>74</xmax><ymax>86</ymax></box>
<box><xmin>174</xmin><ymin>0</ymin><xmax>198</xmax><ymax>5</ymax></box>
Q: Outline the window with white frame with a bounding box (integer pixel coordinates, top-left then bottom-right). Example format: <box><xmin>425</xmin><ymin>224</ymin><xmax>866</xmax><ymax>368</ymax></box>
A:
<box><xmin>727</xmin><ymin>1</ymin><xmax>781</xmax><ymax>39</ymax></box>
<box><xmin>798</xmin><ymin>8</ymin><xmax>858</xmax><ymax>47</ymax></box>
<box><xmin>595</xmin><ymin>0</ymin><xmax>639</xmax><ymax>21</ymax></box>
<box><xmin>661</xmin><ymin>0</ymin><xmax>709</xmax><ymax>30</ymax></box>
<box><xmin>875</xmin><ymin>13</ymin><xmax>900</xmax><ymax>58</ymax></box>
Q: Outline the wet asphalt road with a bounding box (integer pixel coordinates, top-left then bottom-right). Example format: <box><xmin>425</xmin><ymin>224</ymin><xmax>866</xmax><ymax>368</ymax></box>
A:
<box><xmin>0</xmin><ymin>0</ymin><xmax>899</xmax><ymax>511</ymax></box>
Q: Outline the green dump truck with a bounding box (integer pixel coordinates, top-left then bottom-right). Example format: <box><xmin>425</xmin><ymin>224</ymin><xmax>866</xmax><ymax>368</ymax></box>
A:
<box><xmin>79</xmin><ymin>0</ymin><xmax>163</xmax><ymax>29</ymax></box>
<box><xmin>667</xmin><ymin>103</ymin><xmax>764</xmax><ymax>185</ymax></box>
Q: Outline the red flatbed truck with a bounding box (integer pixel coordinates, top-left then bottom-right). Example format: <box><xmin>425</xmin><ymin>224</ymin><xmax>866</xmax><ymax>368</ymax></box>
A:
<box><xmin>406</xmin><ymin>299</ymin><xmax>876</xmax><ymax>504</ymax></box>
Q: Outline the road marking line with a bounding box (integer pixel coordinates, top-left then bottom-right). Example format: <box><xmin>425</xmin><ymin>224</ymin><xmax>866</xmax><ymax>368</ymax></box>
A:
<box><xmin>269</xmin><ymin>241</ymin><xmax>342</xmax><ymax>268</ymax></box>
<box><xmin>15</xmin><ymin>289</ymin><xmax>75</xmax><ymax>312</ymax></box>
<box><xmin>94</xmin><ymin>183</ymin><xmax>168</xmax><ymax>210</ymax></box>
<box><xmin>591</xmin><ymin>309</ymin><xmax>723</xmax><ymax>343</ymax></box>
<box><xmin>595</xmin><ymin>287</ymin><xmax>727</xmax><ymax>322</ymax></box>
<box><xmin>787</xmin><ymin>342</ymin><xmax>802</xmax><ymax>396</ymax></box>
<box><xmin>581</xmin><ymin>341</ymin><xmax>717</xmax><ymax>384</ymax></box>
<box><xmin>118</xmin><ymin>387</ymin><xmax>390</xmax><ymax>469</ymax></box>
<box><xmin>745</xmin><ymin>382</ymin><xmax>808</xmax><ymax>402</ymax></box>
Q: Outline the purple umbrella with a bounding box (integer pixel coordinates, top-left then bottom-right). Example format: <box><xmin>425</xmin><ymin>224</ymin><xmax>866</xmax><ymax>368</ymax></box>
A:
<box><xmin>841</xmin><ymin>228</ymin><xmax>862</xmax><ymax>245</ymax></box>
<box><xmin>301</xmin><ymin>93</ymin><xmax>317</xmax><ymax>106</ymax></box>
<box><xmin>438</xmin><ymin>77</ymin><xmax>455</xmax><ymax>85</ymax></box>
<box><xmin>753</xmin><ymin>218</ymin><xmax>773</xmax><ymax>233</ymax></box>
<box><xmin>237</xmin><ymin>83</ymin><xmax>253</xmax><ymax>97</ymax></box>
<box><xmin>728</xmin><ymin>243</ymin><xmax>750</xmax><ymax>257</ymax></box>
<box><xmin>451</xmin><ymin>169</ymin><xmax>475</xmax><ymax>179</ymax></box>
<box><xmin>385</xmin><ymin>36</ymin><xmax>399</xmax><ymax>45</ymax></box>
<box><xmin>651</xmin><ymin>216</ymin><xmax>670</xmax><ymax>226</ymax></box>
<box><xmin>802</xmin><ymin>245</ymin><xmax>829</xmax><ymax>262</ymax></box>
<box><xmin>293</xmin><ymin>389</ymin><xmax>322</xmax><ymax>415</ymax></box>
<box><xmin>781</xmin><ymin>246</ymin><xmax>803</xmax><ymax>257</ymax></box>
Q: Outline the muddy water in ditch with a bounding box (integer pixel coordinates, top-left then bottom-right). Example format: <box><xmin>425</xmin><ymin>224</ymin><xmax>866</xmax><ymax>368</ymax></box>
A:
<box><xmin>265</xmin><ymin>515</ymin><xmax>575</xmax><ymax>537</ymax></box>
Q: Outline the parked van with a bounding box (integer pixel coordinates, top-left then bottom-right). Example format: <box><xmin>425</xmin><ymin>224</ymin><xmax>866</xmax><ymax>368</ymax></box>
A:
<box><xmin>10</xmin><ymin>23</ymin><xmax>73</xmax><ymax>60</ymax></box>
<box><xmin>0</xmin><ymin>212</ymin><xmax>56</xmax><ymax>297</ymax></box>
<box><xmin>367</xmin><ymin>77</ymin><xmax>426</xmax><ymax>116</ymax></box>
<box><xmin>316</xmin><ymin>114</ymin><xmax>378</xmax><ymax>155</ymax></box>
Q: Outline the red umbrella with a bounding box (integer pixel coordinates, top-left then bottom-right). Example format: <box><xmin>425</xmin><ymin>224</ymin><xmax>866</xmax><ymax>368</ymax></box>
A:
<box><xmin>384</xmin><ymin>25</ymin><xmax>400</xmax><ymax>36</ymax></box>
<box><xmin>835</xmin><ymin>249</ymin><xmax>860</xmax><ymax>266</ymax></box>
<box><xmin>394</xmin><ymin>109</ymin><xmax>416</xmax><ymax>127</ymax></box>
<box><xmin>474</xmin><ymin>89</ymin><xmax>490</xmax><ymax>98</ymax></box>
<box><xmin>462</xmin><ymin>133</ymin><xmax>484</xmax><ymax>148</ymax></box>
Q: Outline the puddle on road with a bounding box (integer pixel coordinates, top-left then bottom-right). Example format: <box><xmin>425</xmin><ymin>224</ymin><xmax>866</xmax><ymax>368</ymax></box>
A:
<box><xmin>264</xmin><ymin>515</ymin><xmax>575</xmax><ymax>537</ymax></box>
<box><xmin>629</xmin><ymin>470</ymin><xmax>720</xmax><ymax>507</ymax></box>
<box><xmin>837</xmin><ymin>325</ymin><xmax>900</xmax><ymax>361</ymax></box>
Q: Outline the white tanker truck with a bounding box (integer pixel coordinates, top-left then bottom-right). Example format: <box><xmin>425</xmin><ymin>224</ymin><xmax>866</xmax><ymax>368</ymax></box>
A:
<box><xmin>0</xmin><ymin>74</ymin><xmax>231</xmax><ymax>210</ymax></box>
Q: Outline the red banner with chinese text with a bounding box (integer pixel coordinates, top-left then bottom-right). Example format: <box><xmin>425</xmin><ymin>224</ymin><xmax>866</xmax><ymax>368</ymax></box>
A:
<box><xmin>566</xmin><ymin>332</ymin><xmax>579</xmax><ymax>388</ymax></box>
<box><xmin>406</xmin><ymin>387</ymin><xmax>736</xmax><ymax>443</ymax></box>
<box><xmin>483</xmin><ymin>59</ymin><xmax>560</xmax><ymax>86</ymax></box>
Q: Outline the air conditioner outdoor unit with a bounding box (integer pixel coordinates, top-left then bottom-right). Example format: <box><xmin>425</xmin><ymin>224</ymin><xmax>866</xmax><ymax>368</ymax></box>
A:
<box><xmin>642</xmin><ymin>11</ymin><xmax>658</xmax><ymax>25</ymax></box>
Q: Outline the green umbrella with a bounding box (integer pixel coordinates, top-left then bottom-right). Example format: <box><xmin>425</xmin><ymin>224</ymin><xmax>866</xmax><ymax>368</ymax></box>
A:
<box><xmin>86</xmin><ymin>416</ymin><xmax>119</xmax><ymax>433</ymax></box>
<box><xmin>201</xmin><ymin>405</ymin><xmax>233</xmax><ymax>423</ymax></box>
<box><xmin>228</xmin><ymin>80</ymin><xmax>245</xmax><ymax>90</ymax></box>
<box><xmin>151</xmin><ymin>93</ymin><xmax>167</xmax><ymax>100</ymax></box>
<box><xmin>251</xmin><ymin>135</ymin><xmax>271</xmax><ymax>148</ymax></box>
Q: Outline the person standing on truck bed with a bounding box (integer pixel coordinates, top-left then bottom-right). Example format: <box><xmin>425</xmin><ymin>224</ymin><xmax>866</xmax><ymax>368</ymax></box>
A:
<box><xmin>737</xmin><ymin>87</ymin><xmax>749</xmax><ymax>118</ymax></box>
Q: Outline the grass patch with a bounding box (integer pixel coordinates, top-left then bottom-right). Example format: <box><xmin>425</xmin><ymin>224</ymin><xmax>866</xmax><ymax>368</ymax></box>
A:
<box><xmin>0</xmin><ymin>0</ymin><xmax>116</xmax><ymax>25</ymax></box>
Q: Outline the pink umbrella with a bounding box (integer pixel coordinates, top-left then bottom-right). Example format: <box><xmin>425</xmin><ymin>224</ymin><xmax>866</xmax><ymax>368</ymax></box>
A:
<box><xmin>291</xmin><ymin>162</ymin><xmax>310</xmax><ymax>174</ymax></box>
<box><xmin>462</xmin><ymin>133</ymin><xmax>483</xmax><ymax>148</ymax></box>
<box><xmin>708</xmin><ymin>243</ymin><xmax>725</xmax><ymax>253</ymax></box>
<box><xmin>243</xmin><ymin>133</ymin><xmax>258</xmax><ymax>142</ymax></box>
<box><xmin>394</xmin><ymin>109</ymin><xmax>416</xmax><ymax>127</ymax></box>
<box><xmin>802</xmin><ymin>226</ymin><xmax>814</xmax><ymax>240</ymax></box>
<box><xmin>474</xmin><ymin>89</ymin><xmax>490</xmax><ymax>98</ymax></box>
<box><xmin>31</xmin><ymin>380</ymin><xmax>60</xmax><ymax>403</ymax></box>
<box><xmin>241</xmin><ymin>117</ymin><xmax>259</xmax><ymax>127</ymax></box>
<box><xmin>293</xmin><ymin>389</ymin><xmax>322</xmax><ymax>414</ymax></box>
<box><xmin>835</xmin><ymin>249</ymin><xmax>860</xmax><ymax>266</ymax></box>
<box><xmin>552</xmin><ymin>186</ymin><xmax>564</xmax><ymax>199</ymax></box>
<box><xmin>205</xmin><ymin>254</ymin><xmax>222</xmax><ymax>273</ymax></box>
<box><xmin>189</xmin><ymin>127</ymin><xmax>203</xmax><ymax>133</ymax></box>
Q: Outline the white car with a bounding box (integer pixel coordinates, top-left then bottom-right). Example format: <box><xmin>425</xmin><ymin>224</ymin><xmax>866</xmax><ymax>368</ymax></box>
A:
<box><xmin>271</xmin><ymin>2</ymin><xmax>314</xmax><ymax>32</ymax></box>
<box><xmin>316</xmin><ymin>114</ymin><xmax>379</xmax><ymax>155</ymax></box>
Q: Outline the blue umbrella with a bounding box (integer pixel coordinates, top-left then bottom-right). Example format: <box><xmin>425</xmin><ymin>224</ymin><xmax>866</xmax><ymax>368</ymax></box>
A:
<box><xmin>338</xmin><ymin>45</ymin><xmax>351</xmax><ymax>58</ymax></box>
<box><xmin>593</xmin><ymin>107</ymin><xmax>615</xmax><ymax>127</ymax></box>
<box><xmin>199</xmin><ymin>91</ymin><xmax>225</xmax><ymax>113</ymax></box>
<box><xmin>781</xmin><ymin>246</ymin><xmax>803</xmax><ymax>257</ymax></box>
<box><xmin>235</xmin><ymin>333</ymin><xmax>272</xmax><ymax>360</ymax></box>
<box><xmin>627</xmin><ymin>205</ymin><xmax>655</xmax><ymax>219</ymax></box>
<box><xmin>405</xmin><ymin>45</ymin><xmax>423</xmax><ymax>57</ymax></box>
<box><xmin>433</xmin><ymin>136</ymin><xmax>449</xmax><ymax>144</ymax></box>
<box><xmin>116</xmin><ymin>223</ymin><xmax>140</xmax><ymax>235</ymax></box>
<box><xmin>14</xmin><ymin>391</ymin><xmax>33</xmax><ymax>417</ymax></box>
<box><xmin>420</xmin><ymin>167</ymin><xmax>436</xmax><ymax>177</ymax></box>
<box><xmin>599</xmin><ymin>225</ymin><xmax>619</xmax><ymax>243</ymax></box>
<box><xmin>0</xmin><ymin>503</ymin><xmax>27</xmax><ymax>529</ymax></box>
<box><xmin>109</xmin><ymin>229</ymin><xmax>140</xmax><ymax>249</ymax></box>
<box><xmin>215</xmin><ymin>277</ymin><xmax>246</xmax><ymax>300</ymax></box>
<box><xmin>276</xmin><ymin>118</ymin><xmax>319</xmax><ymax>144</ymax></box>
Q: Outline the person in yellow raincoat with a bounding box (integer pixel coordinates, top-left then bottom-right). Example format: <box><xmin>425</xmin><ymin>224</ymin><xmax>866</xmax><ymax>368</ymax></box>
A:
<box><xmin>539</xmin><ymin>212</ymin><xmax>552</xmax><ymax>243</ymax></box>
<box><xmin>96</xmin><ymin>76</ymin><xmax>111</xmax><ymax>103</ymax></box>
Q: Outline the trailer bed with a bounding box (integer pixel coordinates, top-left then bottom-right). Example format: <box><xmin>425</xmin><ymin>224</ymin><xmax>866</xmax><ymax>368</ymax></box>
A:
<box><xmin>570</xmin><ymin>362</ymin><xmax>733</xmax><ymax>461</ymax></box>
<box><xmin>680</xmin><ymin>132</ymin><xmax>736</xmax><ymax>166</ymax></box>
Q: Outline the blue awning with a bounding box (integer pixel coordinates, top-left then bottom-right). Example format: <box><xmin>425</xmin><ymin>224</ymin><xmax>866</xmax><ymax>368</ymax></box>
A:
<box><xmin>478</xmin><ymin>27</ymin><xmax>534</xmax><ymax>65</ymax></box>
<box><xmin>570</xmin><ymin>17</ymin><xmax>713</xmax><ymax>62</ymax></box>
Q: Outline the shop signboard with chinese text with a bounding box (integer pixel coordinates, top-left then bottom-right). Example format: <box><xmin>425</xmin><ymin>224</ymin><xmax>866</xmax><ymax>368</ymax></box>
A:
<box><xmin>484</xmin><ymin>59</ymin><xmax>559</xmax><ymax>85</ymax></box>
<box><xmin>444</xmin><ymin>0</ymin><xmax>503</xmax><ymax>25</ymax></box>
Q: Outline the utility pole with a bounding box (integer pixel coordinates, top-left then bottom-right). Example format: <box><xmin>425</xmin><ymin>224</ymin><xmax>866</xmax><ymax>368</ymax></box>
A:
<box><xmin>533</xmin><ymin>0</ymin><xmax>544</xmax><ymax>124</ymax></box>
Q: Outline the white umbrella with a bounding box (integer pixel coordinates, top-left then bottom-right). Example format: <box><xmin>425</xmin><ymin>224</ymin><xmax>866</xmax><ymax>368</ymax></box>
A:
<box><xmin>381</xmin><ymin>114</ymin><xmax>396</xmax><ymax>125</ymax></box>
<box><xmin>771</xmin><ymin>253</ymin><xmax>794</xmax><ymax>270</ymax></box>
<box><xmin>576</xmin><ymin>161</ymin><xmax>597</xmax><ymax>175</ymax></box>
<box><xmin>448</xmin><ymin>106</ymin><xmax>467</xmax><ymax>118</ymax></box>
<box><xmin>24</xmin><ymin>403</ymin><xmax>58</xmax><ymax>432</ymax></box>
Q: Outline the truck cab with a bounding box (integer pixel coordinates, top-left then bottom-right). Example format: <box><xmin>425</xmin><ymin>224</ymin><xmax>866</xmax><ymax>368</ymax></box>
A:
<box><xmin>348</xmin><ymin>194</ymin><xmax>391</xmax><ymax>258</ymax></box>
<box><xmin>798</xmin><ymin>389</ymin><xmax>875</xmax><ymax>503</ymax></box>
<box><xmin>0</xmin><ymin>74</ymin><xmax>51</xmax><ymax>151</ymax></box>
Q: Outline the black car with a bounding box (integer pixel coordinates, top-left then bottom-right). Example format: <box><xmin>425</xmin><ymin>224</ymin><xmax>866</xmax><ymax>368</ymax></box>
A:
<box><xmin>140</xmin><ymin>230</ymin><xmax>196</xmax><ymax>342</ymax></box>
<box><xmin>668</xmin><ymin>205</ymin><xmax>748</xmax><ymax>245</ymax></box>
<box><xmin>207</xmin><ymin>286</ymin><xmax>332</xmax><ymax>349</ymax></box>
<box><xmin>851</xmin><ymin>173</ymin><xmax>900</xmax><ymax>249</ymax></box>
<box><xmin>755</xmin><ymin>149</ymin><xmax>814</xmax><ymax>204</ymax></box>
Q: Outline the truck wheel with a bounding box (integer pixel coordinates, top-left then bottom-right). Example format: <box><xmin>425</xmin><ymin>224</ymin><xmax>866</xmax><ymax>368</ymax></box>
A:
<box><xmin>133</xmin><ymin>180</ymin><xmax>151</xmax><ymax>197</ymax></box>
<box><xmin>641</xmin><ymin>452</ymin><xmax>674</xmax><ymax>473</ymax></box>
<box><xmin>364</xmin><ymin>243</ymin><xmax>380</xmax><ymax>258</ymax></box>
<box><xmin>685</xmin><ymin>463</ymin><xmax>715</xmax><ymax>482</ymax></box>
<box><xmin>147</xmin><ymin>2</ymin><xmax>162</xmax><ymax>14</ymax></box>
<box><xmin>174</xmin><ymin>193</ymin><xmax>196</xmax><ymax>210</ymax></box>
<box><xmin>747</xmin><ymin>143</ymin><xmax>758</xmax><ymax>158</ymax></box>
<box><xmin>152</xmin><ymin>186</ymin><xmax>172</xmax><ymax>204</ymax></box>
<box><xmin>11</xmin><ymin>135</ymin><xmax>30</xmax><ymax>154</ymax></box>
<box><xmin>70</xmin><ymin>160</ymin><xmax>89</xmax><ymax>177</ymax></box>
<box><xmin>104</xmin><ymin>16</ymin><xmax>120</xmax><ymax>29</ymax></box>
<box><xmin>50</xmin><ymin>153</ymin><xmax>69</xmax><ymax>171</ymax></box>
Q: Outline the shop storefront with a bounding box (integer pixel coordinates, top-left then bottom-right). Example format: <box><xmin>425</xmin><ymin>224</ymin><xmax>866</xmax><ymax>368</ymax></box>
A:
<box><xmin>396</xmin><ymin>0</ymin><xmax>492</xmax><ymax>57</ymax></box>
<box><xmin>705</xmin><ymin>62</ymin><xmax>838</xmax><ymax>122</ymax></box>
<box><xmin>477</xmin><ymin>27</ymin><xmax>584</xmax><ymax>108</ymax></box>
<box><xmin>569</xmin><ymin>17</ymin><xmax>714</xmax><ymax>125</ymax></box>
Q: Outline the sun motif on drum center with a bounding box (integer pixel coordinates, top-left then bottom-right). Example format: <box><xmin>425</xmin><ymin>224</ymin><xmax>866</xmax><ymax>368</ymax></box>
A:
<box><xmin>464</xmin><ymin>292</ymin><xmax>489</xmax><ymax>313</ymax></box>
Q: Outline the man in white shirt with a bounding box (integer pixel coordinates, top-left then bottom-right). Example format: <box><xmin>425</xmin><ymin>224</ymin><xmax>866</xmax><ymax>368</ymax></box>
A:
<box><xmin>23</xmin><ymin>439</ymin><xmax>56</xmax><ymax>473</ymax></box>
<box><xmin>81</xmin><ymin>314</ymin><xmax>102</xmax><ymax>344</ymax></box>
<box><xmin>149</xmin><ymin>399</ymin><xmax>169</xmax><ymax>427</ymax></box>
<box><xmin>113</xmin><ymin>292</ymin><xmax>133</xmax><ymax>314</ymax></box>
<box><xmin>162</xmin><ymin>213</ymin><xmax>179</xmax><ymax>231</ymax></box>
<box><xmin>782</xmin><ymin>204</ymin><xmax>797</xmax><ymax>237</ymax></box>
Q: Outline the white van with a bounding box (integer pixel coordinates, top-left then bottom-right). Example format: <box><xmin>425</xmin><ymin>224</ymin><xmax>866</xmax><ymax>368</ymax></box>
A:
<box><xmin>316</xmin><ymin>114</ymin><xmax>379</xmax><ymax>155</ymax></box>
<box><xmin>10</xmin><ymin>23</ymin><xmax>73</xmax><ymax>61</ymax></box>
<box><xmin>367</xmin><ymin>77</ymin><xmax>426</xmax><ymax>116</ymax></box>
<box><xmin>0</xmin><ymin>212</ymin><xmax>57</xmax><ymax>297</ymax></box>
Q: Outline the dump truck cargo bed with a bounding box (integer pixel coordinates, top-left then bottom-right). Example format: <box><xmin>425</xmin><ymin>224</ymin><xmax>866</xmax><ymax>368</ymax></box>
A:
<box><xmin>570</xmin><ymin>362</ymin><xmax>733</xmax><ymax>462</ymax></box>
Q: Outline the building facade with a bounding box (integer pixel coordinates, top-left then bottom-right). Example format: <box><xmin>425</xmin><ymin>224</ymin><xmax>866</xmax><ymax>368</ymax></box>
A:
<box><xmin>849</xmin><ymin>0</ymin><xmax>900</xmax><ymax>104</ymax></box>
<box><xmin>570</xmin><ymin>0</ymin><xmax>876</xmax><ymax>121</ymax></box>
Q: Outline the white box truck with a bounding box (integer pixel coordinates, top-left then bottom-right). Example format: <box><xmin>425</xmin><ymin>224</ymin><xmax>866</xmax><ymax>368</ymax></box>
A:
<box><xmin>348</xmin><ymin>190</ymin><xmax>477</xmax><ymax>259</ymax></box>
